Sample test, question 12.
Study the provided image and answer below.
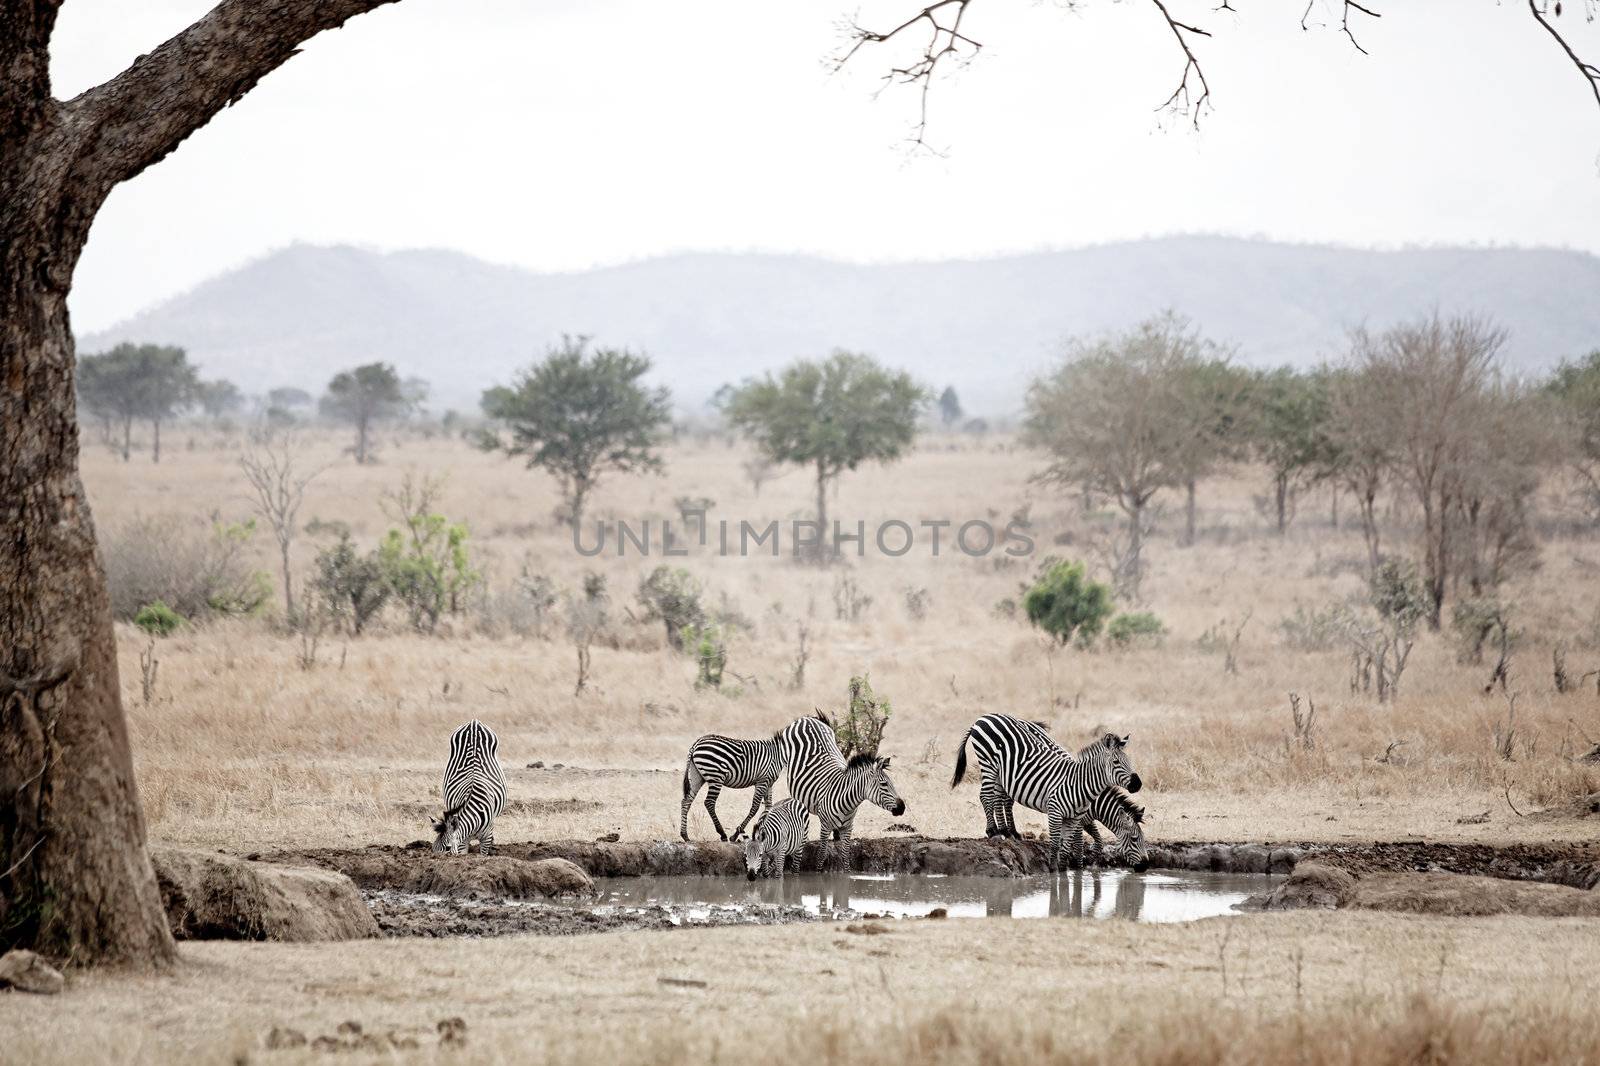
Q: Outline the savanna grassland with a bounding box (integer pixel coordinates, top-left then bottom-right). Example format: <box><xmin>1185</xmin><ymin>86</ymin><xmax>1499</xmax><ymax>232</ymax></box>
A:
<box><xmin>9</xmin><ymin>423</ymin><xmax>1598</xmax><ymax>1064</ymax></box>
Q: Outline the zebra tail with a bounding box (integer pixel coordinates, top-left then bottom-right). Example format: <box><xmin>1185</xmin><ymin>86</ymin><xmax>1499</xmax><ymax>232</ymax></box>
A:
<box><xmin>951</xmin><ymin>729</ymin><xmax>971</xmax><ymax>788</ymax></box>
<box><xmin>682</xmin><ymin>766</ymin><xmax>692</xmax><ymax>799</ymax></box>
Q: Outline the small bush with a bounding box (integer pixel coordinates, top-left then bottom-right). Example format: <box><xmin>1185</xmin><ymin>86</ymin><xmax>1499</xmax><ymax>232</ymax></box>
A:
<box><xmin>1277</xmin><ymin>600</ymin><xmax>1358</xmax><ymax>652</ymax></box>
<box><xmin>313</xmin><ymin>534</ymin><xmax>391</xmax><ymax>635</ymax></box>
<box><xmin>834</xmin><ymin>675</ymin><xmax>892</xmax><ymax>759</ymax></box>
<box><xmin>103</xmin><ymin>514</ymin><xmax>272</xmax><ymax>621</ymax></box>
<box><xmin>903</xmin><ymin>586</ymin><xmax>932</xmax><ymax>622</ymax></box>
<box><xmin>637</xmin><ymin>566</ymin><xmax>705</xmax><ymax>652</ymax></box>
<box><xmin>132</xmin><ymin>600</ymin><xmax>184</xmax><ymax>637</ymax></box>
<box><xmin>1022</xmin><ymin>558</ymin><xmax>1112</xmax><ymax>648</ymax></box>
<box><xmin>1105</xmin><ymin>611</ymin><xmax>1164</xmax><ymax>648</ymax></box>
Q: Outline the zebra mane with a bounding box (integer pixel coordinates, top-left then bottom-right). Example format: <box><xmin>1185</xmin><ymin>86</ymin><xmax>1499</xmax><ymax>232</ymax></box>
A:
<box><xmin>845</xmin><ymin>752</ymin><xmax>880</xmax><ymax>770</ymax></box>
<box><xmin>811</xmin><ymin>709</ymin><xmax>833</xmax><ymax>727</ymax></box>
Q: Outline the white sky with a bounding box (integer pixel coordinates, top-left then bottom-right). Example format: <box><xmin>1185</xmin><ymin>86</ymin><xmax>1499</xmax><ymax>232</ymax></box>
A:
<box><xmin>53</xmin><ymin>0</ymin><xmax>1600</xmax><ymax>333</ymax></box>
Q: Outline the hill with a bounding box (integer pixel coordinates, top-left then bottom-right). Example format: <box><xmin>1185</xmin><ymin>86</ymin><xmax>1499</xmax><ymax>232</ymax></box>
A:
<box><xmin>81</xmin><ymin>237</ymin><xmax>1600</xmax><ymax>415</ymax></box>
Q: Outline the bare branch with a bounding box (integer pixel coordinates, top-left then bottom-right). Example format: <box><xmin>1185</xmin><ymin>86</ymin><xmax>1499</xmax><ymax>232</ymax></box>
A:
<box><xmin>1150</xmin><ymin>0</ymin><xmax>1213</xmax><ymax>128</ymax></box>
<box><xmin>834</xmin><ymin>0</ymin><xmax>981</xmax><ymax>148</ymax></box>
<box><xmin>1341</xmin><ymin>1</ymin><xmax>1381</xmax><ymax>55</ymax></box>
<box><xmin>1529</xmin><ymin>0</ymin><xmax>1600</xmax><ymax>113</ymax></box>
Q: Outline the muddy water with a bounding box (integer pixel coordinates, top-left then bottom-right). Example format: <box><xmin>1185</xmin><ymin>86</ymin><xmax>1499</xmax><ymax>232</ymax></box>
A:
<box><xmin>575</xmin><ymin>870</ymin><xmax>1278</xmax><ymax>924</ymax></box>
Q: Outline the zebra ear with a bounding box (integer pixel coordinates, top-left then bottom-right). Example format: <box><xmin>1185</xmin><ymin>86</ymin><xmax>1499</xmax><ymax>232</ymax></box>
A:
<box><xmin>1120</xmin><ymin>733</ymin><xmax>1131</xmax><ymax>746</ymax></box>
<box><xmin>879</xmin><ymin>757</ymin><xmax>892</xmax><ymax>769</ymax></box>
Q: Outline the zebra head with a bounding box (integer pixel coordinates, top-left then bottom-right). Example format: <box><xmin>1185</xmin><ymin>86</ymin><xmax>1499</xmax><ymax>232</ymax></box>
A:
<box><xmin>868</xmin><ymin>756</ymin><xmax>906</xmax><ymax>817</ymax></box>
<box><xmin>430</xmin><ymin>802</ymin><xmax>467</xmax><ymax>854</ymax></box>
<box><xmin>742</xmin><ymin>833</ymin><xmax>765</xmax><ymax>880</ymax></box>
<box><xmin>1109</xmin><ymin>814</ymin><xmax>1150</xmax><ymax>873</ymax></box>
<box><xmin>1097</xmin><ymin>733</ymin><xmax>1145</xmax><ymax>821</ymax></box>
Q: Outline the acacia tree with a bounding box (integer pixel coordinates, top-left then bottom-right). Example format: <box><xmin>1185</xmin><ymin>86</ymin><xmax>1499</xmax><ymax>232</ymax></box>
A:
<box><xmin>481</xmin><ymin>337</ymin><xmax>672</xmax><ymax>530</ymax></box>
<box><xmin>136</xmin><ymin>344</ymin><xmax>198</xmax><ymax>463</ymax></box>
<box><xmin>720</xmin><ymin>351</ymin><xmax>926</xmax><ymax>558</ymax></box>
<box><xmin>1547</xmin><ymin>350</ymin><xmax>1600</xmax><ymax>523</ymax></box>
<box><xmin>195</xmin><ymin>378</ymin><xmax>243</xmax><ymax>422</ymax></box>
<box><xmin>322</xmin><ymin>362</ymin><xmax>408</xmax><ymax>464</ymax></box>
<box><xmin>1024</xmin><ymin>315</ymin><xmax>1216</xmax><ymax>598</ymax></box>
<box><xmin>1248</xmin><ymin>367</ymin><xmax>1334</xmax><ymax>536</ymax></box>
<box><xmin>77</xmin><ymin>344</ymin><xmax>143</xmax><ymax>461</ymax></box>
<box><xmin>1170</xmin><ymin>356</ymin><xmax>1250</xmax><ymax>546</ymax></box>
<box><xmin>1323</xmin><ymin>359</ymin><xmax>1395</xmax><ymax>575</ymax></box>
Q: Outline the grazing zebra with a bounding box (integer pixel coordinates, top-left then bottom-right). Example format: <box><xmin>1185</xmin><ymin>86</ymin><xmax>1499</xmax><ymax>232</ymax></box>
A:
<box><xmin>431</xmin><ymin>719</ymin><xmax>507</xmax><ymax>855</ymax></box>
<box><xmin>952</xmin><ymin>712</ymin><xmax>1142</xmax><ymax>871</ymax></box>
<box><xmin>680</xmin><ymin>734</ymin><xmax>786</xmax><ymax>841</ymax></box>
<box><xmin>777</xmin><ymin>713</ymin><xmax>905</xmax><ymax>870</ymax></box>
<box><xmin>741</xmin><ymin>798</ymin><xmax>812</xmax><ymax>880</ymax></box>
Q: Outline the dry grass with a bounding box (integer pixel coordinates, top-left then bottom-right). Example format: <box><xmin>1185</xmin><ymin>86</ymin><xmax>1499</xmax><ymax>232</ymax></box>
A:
<box><xmin>4</xmin><ymin>912</ymin><xmax>1600</xmax><ymax>1063</ymax></box>
<box><xmin>81</xmin><ymin>427</ymin><xmax>1600</xmax><ymax>850</ymax></box>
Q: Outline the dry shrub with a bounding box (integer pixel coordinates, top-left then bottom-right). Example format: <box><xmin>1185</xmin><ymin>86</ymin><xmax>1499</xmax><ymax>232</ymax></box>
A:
<box><xmin>101</xmin><ymin>513</ymin><xmax>270</xmax><ymax>620</ymax></box>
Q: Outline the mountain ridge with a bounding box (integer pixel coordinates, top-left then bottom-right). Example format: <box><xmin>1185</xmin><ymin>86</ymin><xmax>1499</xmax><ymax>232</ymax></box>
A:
<box><xmin>81</xmin><ymin>236</ymin><xmax>1600</xmax><ymax>415</ymax></box>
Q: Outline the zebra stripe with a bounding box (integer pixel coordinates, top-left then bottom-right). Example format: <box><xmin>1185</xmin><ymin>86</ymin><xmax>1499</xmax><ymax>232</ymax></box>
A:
<box><xmin>680</xmin><ymin>734</ymin><xmax>786</xmax><ymax>841</ymax></box>
<box><xmin>432</xmin><ymin>719</ymin><xmax>507</xmax><ymax>855</ymax></box>
<box><xmin>741</xmin><ymin>798</ymin><xmax>812</xmax><ymax>880</ymax></box>
<box><xmin>777</xmin><ymin>714</ymin><xmax>904</xmax><ymax>870</ymax></box>
<box><xmin>952</xmin><ymin>712</ymin><xmax>1142</xmax><ymax>871</ymax></box>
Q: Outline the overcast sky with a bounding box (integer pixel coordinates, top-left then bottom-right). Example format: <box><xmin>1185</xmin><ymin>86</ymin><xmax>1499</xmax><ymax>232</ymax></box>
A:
<box><xmin>54</xmin><ymin>0</ymin><xmax>1600</xmax><ymax>332</ymax></box>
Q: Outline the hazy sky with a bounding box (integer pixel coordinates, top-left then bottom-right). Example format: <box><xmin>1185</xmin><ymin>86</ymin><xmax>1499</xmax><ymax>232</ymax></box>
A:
<box><xmin>55</xmin><ymin>0</ymin><xmax>1600</xmax><ymax>332</ymax></box>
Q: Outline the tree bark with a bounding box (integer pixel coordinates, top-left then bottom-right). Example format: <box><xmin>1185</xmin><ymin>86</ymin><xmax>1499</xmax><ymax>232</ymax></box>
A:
<box><xmin>355</xmin><ymin>411</ymin><xmax>369</xmax><ymax>464</ymax></box>
<box><xmin>815</xmin><ymin>459</ymin><xmax>831</xmax><ymax>562</ymax></box>
<box><xmin>1183</xmin><ymin>478</ymin><xmax>1196</xmax><ymax>547</ymax></box>
<box><xmin>120</xmin><ymin>415</ymin><xmax>132</xmax><ymax>462</ymax></box>
<box><xmin>151</xmin><ymin>417</ymin><xmax>161</xmax><ymax>464</ymax></box>
<box><xmin>1274</xmin><ymin>473</ymin><xmax>1289</xmax><ymax>535</ymax></box>
<box><xmin>2</xmin><ymin>0</ymin><xmax>404</xmax><ymax>966</ymax></box>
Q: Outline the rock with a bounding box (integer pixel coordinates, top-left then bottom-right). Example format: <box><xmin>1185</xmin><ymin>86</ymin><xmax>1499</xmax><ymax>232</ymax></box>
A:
<box><xmin>1258</xmin><ymin>862</ymin><xmax>1358</xmax><ymax>911</ymax></box>
<box><xmin>265</xmin><ymin>1027</ymin><xmax>307</xmax><ymax>1049</ymax></box>
<box><xmin>437</xmin><ymin>1018</ymin><xmax>468</xmax><ymax>1046</ymax></box>
<box><xmin>282</xmin><ymin>851</ymin><xmax>596</xmax><ymax>899</ymax></box>
<box><xmin>551</xmin><ymin>763</ymin><xmax>565</xmax><ymax>770</ymax></box>
<box><xmin>595</xmin><ymin>832</ymin><xmax>620</xmax><ymax>843</ymax></box>
<box><xmin>527</xmin><ymin>761</ymin><xmax>544</xmax><ymax>769</ymax></box>
<box><xmin>0</xmin><ymin>950</ymin><xmax>64</xmax><ymax>995</ymax></box>
<box><xmin>1267</xmin><ymin>848</ymin><xmax>1301</xmax><ymax>874</ymax></box>
<box><xmin>151</xmin><ymin>847</ymin><xmax>379</xmax><ymax>942</ymax></box>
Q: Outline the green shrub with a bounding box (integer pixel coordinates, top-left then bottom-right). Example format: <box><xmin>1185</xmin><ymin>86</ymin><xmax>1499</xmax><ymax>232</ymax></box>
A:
<box><xmin>377</xmin><ymin>516</ymin><xmax>480</xmax><ymax>634</ymax></box>
<box><xmin>1022</xmin><ymin>558</ymin><xmax>1113</xmax><ymax>648</ymax></box>
<box><xmin>132</xmin><ymin>600</ymin><xmax>184</xmax><ymax>637</ymax></box>
<box><xmin>313</xmin><ymin>534</ymin><xmax>391</xmax><ymax>635</ymax></box>
<box><xmin>1106</xmin><ymin>611</ymin><xmax>1165</xmax><ymax>648</ymax></box>
<box><xmin>833</xmin><ymin>675</ymin><xmax>892</xmax><ymax>759</ymax></box>
<box><xmin>637</xmin><ymin>566</ymin><xmax>705</xmax><ymax>651</ymax></box>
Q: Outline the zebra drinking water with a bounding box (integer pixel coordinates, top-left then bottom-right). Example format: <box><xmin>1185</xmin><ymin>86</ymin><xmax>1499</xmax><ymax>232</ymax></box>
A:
<box><xmin>680</xmin><ymin>734</ymin><xmax>786</xmax><ymax>841</ymax></box>
<box><xmin>741</xmin><ymin>798</ymin><xmax>812</xmax><ymax>880</ymax></box>
<box><xmin>982</xmin><ymin>719</ymin><xmax>1150</xmax><ymax>872</ymax></box>
<box><xmin>431</xmin><ymin>719</ymin><xmax>507</xmax><ymax>855</ymax></box>
<box><xmin>777</xmin><ymin>713</ymin><xmax>904</xmax><ymax>870</ymax></box>
<box><xmin>952</xmin><ymin>712</ymin><xmax>1142</xmax><ymax>871</ymax></box>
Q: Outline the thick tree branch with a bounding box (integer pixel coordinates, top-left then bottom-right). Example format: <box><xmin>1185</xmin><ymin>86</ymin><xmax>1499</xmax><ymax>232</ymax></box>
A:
<box><xmin>63</xmin><ymin>0</ymin><xmax>401</xmax><ymax>197</ymax></box>
<box><xmin>1529</xmin><ymin>0</ymin><xmax>1600</xmax><ymax>112</ymax></box>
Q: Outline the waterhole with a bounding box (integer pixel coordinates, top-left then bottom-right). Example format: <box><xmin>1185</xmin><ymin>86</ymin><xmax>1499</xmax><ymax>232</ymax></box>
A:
<box><xmin>575</xmin><ymin>869</ymin><xmax>1279</xmax><ymax>924</ymax></box>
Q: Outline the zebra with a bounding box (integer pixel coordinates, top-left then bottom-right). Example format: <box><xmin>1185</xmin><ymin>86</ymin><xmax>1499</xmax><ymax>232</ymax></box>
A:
<box><xmin>981</xmin><ymin>719</ymin><xmax>1149</xmax><ymax>873</ymax></box>
<box><xmin>680</xmin><ymin>734</ymin><xmax>786</xmax><ymax>841</ymax></box>
<box><xmin>952</xmin><ymin>712</ymin><xmax>1142</xmax><ymax>871</ymax></box>
<box><xmin>741</xmin><ymin>798</ymin><xmax>812</xmax><ymax>880</ymax></box>
<box><xmin>431</xmin><ymin>719</ymin><xmax>507</xmax><ymax>855</ymax></box>
<box><xmin>777</xmin><ymin>713</ymin><xmax>904</xmax><ymax>870</ymax></box>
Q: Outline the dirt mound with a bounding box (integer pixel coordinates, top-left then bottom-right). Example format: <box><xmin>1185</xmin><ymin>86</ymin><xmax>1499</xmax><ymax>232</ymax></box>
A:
<box><xmin>262</xmin><ymin>849</ymin><xmax>595</xmax><ymax>899</ymax></box>
<box><xmin>1352</xmin><ymin>871</ymin><xmax>1600</xmax><ymax>917</ymax></box>
<box><xmin>0</xmin><ymin>949</ymin><xmax>64</xmax><ymax>994</ymax></box>
<box><xmin>152</xmin><ymin>848</ymin><xmax>378</xmax><ymax>942</ymax></box>
<box><xmin>1529</xmin><ymin>792</ymin><xmax>1600</xmax><ymax>821</ymax></box>
<box><xmin>363</xmin><ymin>891</ymin><xmax>678</xmax><ymax>937</ymax></box>
<box><xmin>1256</xmin><ymin>863</ymin><xmax>1358</xmax><ymax>910</ymax></box>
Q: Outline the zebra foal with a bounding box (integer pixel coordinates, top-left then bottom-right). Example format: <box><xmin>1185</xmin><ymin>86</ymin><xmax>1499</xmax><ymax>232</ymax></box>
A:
<box><xmin>952</xmin><ymin>712</ymin><xmax>1142</xmax><ymax>871</ymax></box>
<box><xmin>741</xmin><ymin>799</ymin><xmax>812</xmax><ymax>880</ymax></box>
<box><xmin>680</xmin><ymin>733</ymin><xmax>786</xmax><ymax>841</ymax></box>
<box><xmin>432</xmin><ymin>719</ymin><xmax>508</xmax><ymax>855</ymax></box>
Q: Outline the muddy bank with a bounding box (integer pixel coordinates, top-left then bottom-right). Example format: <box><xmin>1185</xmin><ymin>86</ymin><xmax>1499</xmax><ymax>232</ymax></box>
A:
<box><xmin>362</xmin><ymin>890</ymin><xmax>816</xmax><ymax>938</ymax></box>
<box><xmin>259</xmin><ymin>836</ymin><xmax>1600</xmax><ymax>889</ymax></box>
<box><xmin>1255</xmin><ymin>862</ymin><xmax>1600</xmax><ymax>917</ymax></box>
<box><xmin>251</xmin><ymin>849</ymin><xmax>594</xmax><ymax>900</ymax></box>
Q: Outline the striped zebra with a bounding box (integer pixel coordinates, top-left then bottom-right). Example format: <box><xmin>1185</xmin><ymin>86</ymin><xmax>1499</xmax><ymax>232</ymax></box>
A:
<box><xmin>952</xmin><ymin>712</ymin><xmax>1142</xmax><ymax>871</ymax></box>
<box><xmin>741</xmin><ymin>798</ymin><xmax>812</xmax><ymax>880</ymax></box>
<box><xmin>680</xmin><ymin>734</ymin><xmax>786</xmax><ymax>842</ymax></box>
<box><xmin>777</xmin><ymin>713</ymin><xmax>904</xmax><ymax>870</ymax></box>
<box><xmin>982</xmin><ymin>719</ymin><xmax>1150</xmax><ymax>872</ymax></box>
<box><xmin>431</xmin><ymin>719</ymin><xmax>507</xmax><ymax>855</ymax></box>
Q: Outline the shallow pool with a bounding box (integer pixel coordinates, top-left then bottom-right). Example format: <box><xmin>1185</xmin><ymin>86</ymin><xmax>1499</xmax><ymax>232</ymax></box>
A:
<box><xmin>578</xmin><ymin>869</ymin><xmax>1278</xmax><ymax>923</ymax></box>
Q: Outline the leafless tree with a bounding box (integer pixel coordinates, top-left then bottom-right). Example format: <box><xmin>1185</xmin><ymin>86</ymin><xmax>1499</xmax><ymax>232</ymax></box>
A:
<box><xmin>1325</xmin><ymin>356</ymin><xmax>1395</xmax><ymax>575</ymax></box>
<box><xmin>1352</xmin><ymin>314</ymin><xmax>1503</xmax><ymax>630</ymax></box>
<box><xmin>239</xmin><ymin>434</ymin><xmax>326</xmax><ymax>623</ymax></box>
<box><xmin>1025</xmin><ymin>314</ymin><xmax>1219</xmax><ymax>599</ymax></box>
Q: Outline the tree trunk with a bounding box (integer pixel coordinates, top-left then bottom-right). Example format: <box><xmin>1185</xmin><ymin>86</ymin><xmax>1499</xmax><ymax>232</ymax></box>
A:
<box><xmin>1</xmin><ymin>223</ymin><xmax>175</xmax><ymax>966</ymax></box>
<box><xmin>1183</xmin><ymin>478</ymin><xmax>1196</xmax><ymax>547</ymax></box>
<box><xmin>1329</xmin><ymin>485</ymin><xmax>1338</xmax><ymax>529</ymax></box>
<box><xmin>1359</xmin><ymin>488</ymin><xmax>1380</xmax><ymax>575</ymax></box>
<box><xmin>815</xmin><ymin>459</ymin><xmax>830</xmax><ymax>562</ymax></box>
<box><xmin>281</xmin><ymin>540</ymin><xmax>294</xmax><ymax>623</ymax></box>
<box><xmin>1274</xmin><ymin>473</ymin><xmax>1288</xmax><ymax>535</ymax></box>
<box><xmin>1422</xmin><ymin>495</ymin><xmax>1446</xmax><ymax>631</ymax></box>
<box><xmin>151</xmin><ymin>417</ymin><xmax>161</xmax><ymax>464</ymax></box>
<box><xmin>121</xmin><ymin>416</ymin><xmax>132</xmax><ymax>462</ymax></box>
<box><xmin>355</xmin><ymin>412</ymin><xmax>369</xmax><ymax>465</ymax></box>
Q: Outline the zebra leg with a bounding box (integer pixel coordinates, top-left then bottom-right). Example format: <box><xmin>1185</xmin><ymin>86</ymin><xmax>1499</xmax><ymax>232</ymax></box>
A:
<box><xmin>1046</xmin><ymin>810</ymin><xmax>1068</xmax><ymax>873</ymax></box>
<box><xmin>479</xmin><ymin>823</ymin><xmax>496</xmax><ymax>857</ymax></box>
<box><xmin>1081</xmin><ymin>816</ymin><xmax>1104</xmax><ymax>865</ymax></box>
<box><xmin>704</xmin><ymin>784</ymin><xmax>730</xmax><ymax>841</ymax></box>
<box><xmin>999</xmin><ymin>795</ymin><xmax>1021</xmax><ymax>839</ymax></box>
<box><xmin>1064</xmin><ymin>808</ymin><xmax>1088</xmax><ymax>871</ymax></box>
<box><xmin>680</xmin><ymin>762</ymin><xmax>704</xmax><ymax>841</ymax></box>
<box><xmin>836</xmin><ymin>816</ymin><xmax>856</xmax><ymax>872</ymax></box>
<box><xmin>979</xmin><ymin>778</ymin><xmax>1004</xmax><ymax>838</ymax></box>
<box><xmin>729</xmin><ymin>783</ymin><xmax>768</xmax><ymax>842</ymax></box>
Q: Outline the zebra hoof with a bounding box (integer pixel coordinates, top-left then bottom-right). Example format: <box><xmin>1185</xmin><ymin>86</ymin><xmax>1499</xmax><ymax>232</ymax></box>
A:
<box><xmin>718</xmin><ymin>833</ymin><xmax>728</xmax><ymax>842</ymax></box>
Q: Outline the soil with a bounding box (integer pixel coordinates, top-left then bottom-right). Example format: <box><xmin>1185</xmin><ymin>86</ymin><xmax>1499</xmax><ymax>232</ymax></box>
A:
<box><xmin>1253</xmin><ymin>861</ymin><xmax>1600</xmax><ymax>918</ymax></box>
<box><xmin>361</xmin><ymin>890</ymin><xmax>816</xmax><ymax>937</ymax></box>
